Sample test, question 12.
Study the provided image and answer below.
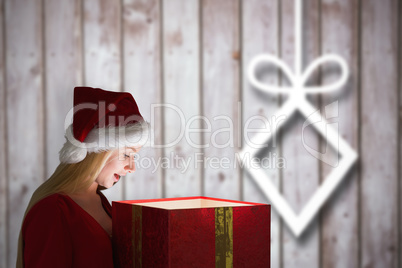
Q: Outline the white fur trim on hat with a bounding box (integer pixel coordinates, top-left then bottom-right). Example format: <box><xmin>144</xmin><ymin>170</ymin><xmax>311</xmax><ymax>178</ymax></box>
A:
<box><xmin>59</xmin><ymin>121</ymin><xmax>150</xmax><ymax>164</ymax></box>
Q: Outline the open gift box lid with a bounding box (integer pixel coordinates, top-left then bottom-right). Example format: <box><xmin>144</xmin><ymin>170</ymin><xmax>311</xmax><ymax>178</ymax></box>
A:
<box><xmin>112</xmin><ymin>196</ymin><xmax>270</xmax><ymax>268</ymax></box>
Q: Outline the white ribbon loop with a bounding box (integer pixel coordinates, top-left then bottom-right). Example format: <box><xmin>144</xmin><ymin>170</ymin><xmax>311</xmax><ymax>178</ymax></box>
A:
<box><xmin>247</xmin><ymin>53</ymin><xmax>349</xmax><ymax>96</ymax></box>
<box><xmin>301</xmin><ymin>54</ymin><xmax>349</xmax><ymax>93</ymax></box>
<box><xmin>247</xmin><ymin>54</ymin><xmax>295</xmax><ymax>94</ymax></box>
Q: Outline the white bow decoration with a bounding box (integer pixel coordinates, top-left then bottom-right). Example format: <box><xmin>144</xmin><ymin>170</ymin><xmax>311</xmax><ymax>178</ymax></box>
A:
<box><xmin>238</xmin><ymin>0</ymin><xmax>358</xmax><ymax>237</ymax></box>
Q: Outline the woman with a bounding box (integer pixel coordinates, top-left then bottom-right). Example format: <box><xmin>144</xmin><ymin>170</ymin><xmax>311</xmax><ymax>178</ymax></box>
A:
<box><xmin>16</xmin><ymin>87</ymin><xmax>149</xmax><ymax>267</ymax></box>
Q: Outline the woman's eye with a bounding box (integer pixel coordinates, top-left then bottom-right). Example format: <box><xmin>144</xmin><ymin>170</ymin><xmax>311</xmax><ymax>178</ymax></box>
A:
<box><xmin>124</xmin><ymin>154</ymin><xmax>130</xmax><ymax>158</ymax></box>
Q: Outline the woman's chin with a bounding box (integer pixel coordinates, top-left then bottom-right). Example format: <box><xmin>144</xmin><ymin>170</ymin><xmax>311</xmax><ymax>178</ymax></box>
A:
<box><xmin>97</xmin><ymin>182</ymin><xmax>115</xmax><ymax>191</ymax></box>
<box><xmin>97</xmin><ymin>185</ymin><xmax>108</xmax><ymax>191</ymax></box>
<box><xmin>97</xmin><ymin>177</ymin><xmax>120</xmax><ymax>190</ymax></box>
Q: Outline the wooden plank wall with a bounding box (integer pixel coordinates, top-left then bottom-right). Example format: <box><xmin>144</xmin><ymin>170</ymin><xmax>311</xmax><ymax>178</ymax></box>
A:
<box><xmin>242</xmin><ymin>1</ymin><xmax>281</xmax><ymax>268</ymax></box>
<box><xmin>0</xmin><ymin>0</ymin><xmax>400</xmax><ymax>267</ymax></box>
<box><xmin>0</xmin><ymin>2</ymin><xmax>6</xmax><ymax>268</ymax></box>
<box><xmin>83</xmin><ymin>0</ymin><xmax>124</xmax><ymax>202</ymax></box>
<box><xmin>360</xmin><ymin>0</ymin><xmax>399</xmax><ymax>267</ymax></box>
<box><xmin>400</xmin><ymin>1</ymin><xmax>402</xmax><ymax>265</ymax></box>
<box><xmin>44</xmin><ymin>0</ymin><xmax>82</xmax><ymax>177</ymax></box>
<box><xmin>122</xmin><ymin>0</ymin><xmax>162</xmax><ymax>200</ymax></box>
<box><xmin>202</xmin><ymin>0</ymin><xmax>241</xmax><ymax>200</ymax></box>
<box><xmin>280</xmin><ymin>0</ymin><xmax>320</xmax><ymax>267</ymax></box>
<box><xmin>163</xmin><ymin>0</ymin><xmax>201</xmax><ymax>198</ymax></box>
<box><xmin>4</xmin><ymin>0</ymin><xmax>44</xmax><ymax>266</ymax></box>
<box><xmin>320</xmin><ymin>0</ymin><xmax>359</xmax><ymax>267</ymax></box>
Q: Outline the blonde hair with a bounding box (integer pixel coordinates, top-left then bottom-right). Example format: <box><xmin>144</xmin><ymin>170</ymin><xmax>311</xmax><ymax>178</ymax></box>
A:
<box><xmin>16</xmin><ymin>150</ymin><xmax>115</xmax><ymax>267</ymax></box>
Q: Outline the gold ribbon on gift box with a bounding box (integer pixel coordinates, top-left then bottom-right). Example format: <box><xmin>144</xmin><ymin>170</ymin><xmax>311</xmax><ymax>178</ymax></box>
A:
<box><xmin>130</xmin><ymin>206</ymin><xmax>234</xmax><ymax>268</ymax></box>
<box><xmin>215</xmin><ymin>207</ymin><xmax>233</xmax><ymax>268</ymax></box>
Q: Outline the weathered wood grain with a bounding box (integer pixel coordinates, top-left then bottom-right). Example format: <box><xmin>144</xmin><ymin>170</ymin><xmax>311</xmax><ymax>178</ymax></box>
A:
<box><xmin>400</xmin><ymin>1</ymin><xmax>402</xmax><ymax>265</ymax></box>
<box><xmin>83</xmin><ymin>0</ymin><xmax>123</xmax><ymax>202</ymax></box>
<box><xmin>202</xmin><ymin>0</ymin><xmax>240</xmax><ymax>199</ymax></box>
<box><xmin>162</xmin><ymin>0</ymin><xmax>201</xmax><ymax>197</ymax></box>
<box><xmin>5</xmin><ymin>0</ymin><xmax>44</xmax><ymax>266</ymax></box>
<box><xmin>241</xmin><ymin>0</ymin><xmax>280</xmax><ymax>267</ymax></box>
<box><xmin>361</xmin><ymin>0</ymin><xmax>399</xmax><ymax>267</ymax></box>
<box><xmin>44</xmin><ymin>0</ymin><xmax>83</xmax><ymax>177</ymax></box>
<box><xmin>320</xmin><ymin>0</ymin><xmax>359</xmax><ymax>267</ymax></box>
<box><xmin>0</xmin><ymin>1</ymin><xmax>7</xmax><ymax>267</ymax></box>
<box><xmin>281</xmin><ymin>0</ymin><xmax>320</xmax><ymax>267</ymax></box>
<box><xmin>122</xmin><ymin>0</ymin><xmax>162</xmax><ymax>199</ymax></box>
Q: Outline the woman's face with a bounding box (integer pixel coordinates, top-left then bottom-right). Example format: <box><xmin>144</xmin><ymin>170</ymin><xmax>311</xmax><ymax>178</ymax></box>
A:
<box><xmin>95</xmin><ymin>147</ymin><xmax>141</xmax><ymax>188</ymax></box>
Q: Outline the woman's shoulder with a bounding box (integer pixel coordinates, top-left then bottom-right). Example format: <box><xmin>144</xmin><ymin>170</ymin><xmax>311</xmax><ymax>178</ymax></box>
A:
<box><xmin>28</xmin><ymin>193</ymin><xmax>72</xmax><ymax>214</ymax></box>
<box><xmin>23</xmin><ymin>193</ymin><xmax>74</xmax><ymax>229</ymax></box>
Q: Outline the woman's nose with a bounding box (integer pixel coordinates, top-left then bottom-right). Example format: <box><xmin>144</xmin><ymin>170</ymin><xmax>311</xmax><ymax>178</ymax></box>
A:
<box><xmin>124</xmin><ymin>161</ymin><xmax>136</xmax><ymax>173</ymax></box>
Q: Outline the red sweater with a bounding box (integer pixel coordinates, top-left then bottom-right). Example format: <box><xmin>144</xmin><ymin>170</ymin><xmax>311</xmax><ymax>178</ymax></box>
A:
<box><xmin>22</xmin><ymin>192</ymin><xmax>114</xmax><ymax>268</ymax></box>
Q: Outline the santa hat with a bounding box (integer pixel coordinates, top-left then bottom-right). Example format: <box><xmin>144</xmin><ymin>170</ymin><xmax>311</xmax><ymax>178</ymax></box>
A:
<box><xmin>59</xmin><ymin>87</ymin><xmax>150</xmax><ymax>164</ymax></box>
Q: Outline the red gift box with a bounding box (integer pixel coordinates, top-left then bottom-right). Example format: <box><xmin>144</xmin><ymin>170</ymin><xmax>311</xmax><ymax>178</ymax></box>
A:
<box><xmin>112</xmin><ymin>196</ymin><xmax>270</xmax><ymax>268</ymax></box>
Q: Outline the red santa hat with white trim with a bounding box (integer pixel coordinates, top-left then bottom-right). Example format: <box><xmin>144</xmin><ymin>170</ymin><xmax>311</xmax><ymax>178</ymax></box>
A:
<box><xmin>59</xmin><ymin>86</ymin><xmax>150</xmax><ymax>164</ymax></box>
